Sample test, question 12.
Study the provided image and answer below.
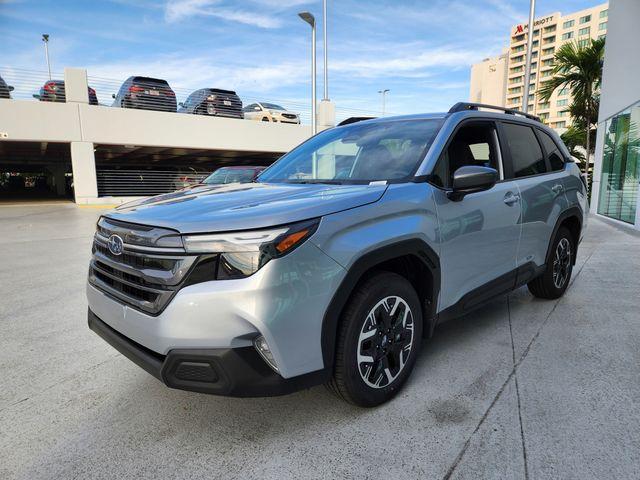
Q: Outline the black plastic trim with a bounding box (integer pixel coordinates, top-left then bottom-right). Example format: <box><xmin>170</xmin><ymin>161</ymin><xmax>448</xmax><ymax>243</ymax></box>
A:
<box><xmin>320</xmin><ymin>238</ymin><xmax>440</xmax><ymax>370</ymax></box>
<box><xmin>88</xmin><ymin>309</ymin><xmax>330</xmax><ymax>397</ymax></box>
<box><xmin>545</xmin><ymin>206</ymin><xmax>583</xmax><ymax>266</ymax></box>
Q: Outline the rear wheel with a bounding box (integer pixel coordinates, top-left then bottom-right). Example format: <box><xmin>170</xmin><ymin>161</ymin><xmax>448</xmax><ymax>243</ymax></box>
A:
<box><xmin>328</xmin><ymin>272</ymin><xmax>422</xmax><ymax>407</ymax></box>
<box><xmin>528</xmin><ymin>226</ymin><xmax>574</xmax><ymax>299</ymax></box>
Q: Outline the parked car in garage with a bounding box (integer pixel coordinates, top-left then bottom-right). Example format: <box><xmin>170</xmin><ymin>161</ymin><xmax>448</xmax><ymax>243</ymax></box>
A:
<box><xmin>112</xmin><ymin>76</ymin><xmax>177</xmax><ymax>112</ymax></box>
<box><xmin>202</xmin><ymin>166</ymin><xmax>266</xmax><ymax>184</ymax></box>
<box><xmin>243</xmin><ymin>102</ymin><xmax>300</xmax><ymax>124</ymax></box>
<box><xmin>0</xmin><ymin>76</ymin><xmax>14</xmax><ymax>99</ymax></box>
<box><xmin>178</xmin><ymin>88</ymin><xmax>243</xmax><ymax>118</ymax></box>
<box><xmin>33</xmin><ymin>80</ymin><xmax>99</xmax><ymax>105</ymax></box>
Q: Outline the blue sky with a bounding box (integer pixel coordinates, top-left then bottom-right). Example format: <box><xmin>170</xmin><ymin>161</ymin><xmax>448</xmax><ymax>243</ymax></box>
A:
<box><xmin>0</xmin><ymin>0</ymin><xmax>604</xmax><ymax>120</ymax></box>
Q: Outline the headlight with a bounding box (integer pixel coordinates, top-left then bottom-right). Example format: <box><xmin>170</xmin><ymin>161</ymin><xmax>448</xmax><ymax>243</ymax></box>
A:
<box><xmin>182</xmin><ymin>218</ymin><xmax>319</xmax><ymax>279</ymax></box>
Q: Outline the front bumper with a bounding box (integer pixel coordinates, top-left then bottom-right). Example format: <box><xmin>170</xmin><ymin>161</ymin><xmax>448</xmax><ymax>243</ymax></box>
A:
<box><xmin>88</xmin><ymin>310</ymin><xmax>329</xmax><ymax>396</ymax></box>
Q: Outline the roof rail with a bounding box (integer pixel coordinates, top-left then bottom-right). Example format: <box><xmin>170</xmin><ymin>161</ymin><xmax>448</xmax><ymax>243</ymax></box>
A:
<box><xmin>448</xmin><ymin>102</ymin><xmax>541</xmax><ymax>122</ymax></box>
<box><xmin>337</xmin><ymin>116</ymin><xmax>376</xmax><ymax>126</ymax></box>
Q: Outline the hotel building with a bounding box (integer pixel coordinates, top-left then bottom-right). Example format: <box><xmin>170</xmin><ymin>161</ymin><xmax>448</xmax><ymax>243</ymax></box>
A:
<box><xmin>470</xmin><ymin>3</ymin><xmax>609</xmax><ymax>131</ymax></box>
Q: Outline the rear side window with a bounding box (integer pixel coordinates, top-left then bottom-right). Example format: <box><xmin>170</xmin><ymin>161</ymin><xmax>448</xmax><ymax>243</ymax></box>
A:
<box><xmin>502</xmin><ymin>123</ymin><xmax>547</xmax><ymax>178</ymax></box>
<box><xmin>538</xmin><ymin>130</ymin><xmax>565</xmax><ymax>171</ymax></box>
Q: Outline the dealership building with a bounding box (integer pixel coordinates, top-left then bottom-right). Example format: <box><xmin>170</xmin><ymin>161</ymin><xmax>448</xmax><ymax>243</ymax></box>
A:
<box><xmin>591</xmin><ymin>0</ymin><xmax>640</xmax><ymax>229</ymax></box>
<box><xmin>470</xmin><ymin>3</ymin><xmax>609</xmax><ymax>131</ymax></box>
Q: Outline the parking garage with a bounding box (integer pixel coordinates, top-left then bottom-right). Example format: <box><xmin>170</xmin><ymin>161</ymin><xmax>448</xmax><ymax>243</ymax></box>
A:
<box><xmin>0</xmin><ymin>68</ymin><xmax>313</xmax><ymax>204</ymax></box>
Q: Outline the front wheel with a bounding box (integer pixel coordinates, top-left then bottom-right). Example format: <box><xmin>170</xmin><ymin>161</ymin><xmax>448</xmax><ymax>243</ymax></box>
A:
<box><xmin>328</xmin><ymin>272</ymin><xmax>422</xmax><ymax>407</ymax></box>
<box><xmin>528</xmin><ymin>226</ymin><xmax>574</xmax><ymax>299</ymax></box>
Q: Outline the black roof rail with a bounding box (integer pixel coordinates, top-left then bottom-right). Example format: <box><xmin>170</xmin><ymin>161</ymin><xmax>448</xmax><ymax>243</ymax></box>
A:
<box><xmin>337</xmin><ymin>116</ymin><xmax>376</xmax><ymax>126</ymax></box>
<box><xmin>448</xmin><ymin>102</ymin><xmax>541</xmax><ymax>122</ymax></box>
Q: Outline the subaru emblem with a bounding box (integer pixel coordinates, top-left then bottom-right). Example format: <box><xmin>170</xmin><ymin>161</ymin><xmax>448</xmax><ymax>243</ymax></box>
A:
<box><xmin>107</xmin><ymin>234</ymin><xmax>124</xmax><ymax>256</ymax></box>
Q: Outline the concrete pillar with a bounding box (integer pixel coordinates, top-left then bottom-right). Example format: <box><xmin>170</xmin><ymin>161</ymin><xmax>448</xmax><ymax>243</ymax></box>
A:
<box><xmin>52</xmin><ymin>165</ymin><xmax>67</xmax><ymax>196</ymax></box>
<box><xmin>64</xmin><ymin>68</ymin><xmax>89</xmax><ymax>104</ymax></box>
<box><xmin>71</xmin><ymin>141</ymin><xmax>97</xmax><ymax>204</ymax></box>
<box><xmin>589</xmin><ymin>123</ymin><xmax>606</xmax><ymax>214</ymax></box>
<box><xmin>317</xmin><ymin>99</ymin><xmax>336</xmax><ymax>131</ymax></box>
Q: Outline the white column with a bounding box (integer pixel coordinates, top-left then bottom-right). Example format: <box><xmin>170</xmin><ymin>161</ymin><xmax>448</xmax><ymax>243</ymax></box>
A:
<box><xmin>64</xmin><ymin>67</ymin><xmax>89</xmax><ymax>104</ymax></box>
<box><xmin>317</xmin><ymin>99</ymin><xmax>336</xmax><ymax>131</ymax></box>
<box><xmin>589</xmin><ymin>122</ymin><xmax>606</xmax><ymax>214</ymax></box>
<box><xmin>71</xmin><ymin>141</ymin><xmax>97</xmax><ymax>204</ymax></box>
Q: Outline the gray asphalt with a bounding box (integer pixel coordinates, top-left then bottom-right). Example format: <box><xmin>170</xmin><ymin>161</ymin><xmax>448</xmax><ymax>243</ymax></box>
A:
<box><xmin>1</xmin><ymin>204</ymin><xmax>639</xmax><ymax>480</ymax></box>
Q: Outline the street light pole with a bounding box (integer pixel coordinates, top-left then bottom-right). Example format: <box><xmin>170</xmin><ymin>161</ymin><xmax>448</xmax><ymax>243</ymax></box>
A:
<box><xmin>322</xmin><ymin>0</ymin><xmax>328</xmax><ymax>100</ymax></box>
<box><xmin>42</xmin><ymin>34</ymin><xmax>51</xmax><ymax>80</ymax></box>
<box><xmin>522</xmin><ymin>0</ymin><xmax>536</xmax><ymax>113</ymax></box>
<box><xmin>378</xmin><ymin>89</ymin><xmax>389</xmax><ymax>116</ymax></box>
<box><xmin>299</xmin><ymin>12</ymin><xmax>317</xmax><ymax>135</ymax></box>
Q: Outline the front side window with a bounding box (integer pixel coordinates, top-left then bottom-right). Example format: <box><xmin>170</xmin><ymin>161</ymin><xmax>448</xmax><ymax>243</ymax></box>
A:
<box><xmin>203</xmin><ymin>168</ymin><xmax>257</xmax><ymax>184</ymax></box>
<box><xmin>259</xmin><ymin>119</ymin><xmax>444</xmax><ymax>184</ymax></box>
<box><xmin>431</xmin><ymin>122</ymin><xmax>501</xmax><ymax>188</ymax></box>
<box><xmin>502</xmin><ymin>123</ymin><xmax>547</xmax><ymax>178</ymax></box>
<box><xmin>539</xmin><ymin>130</ymin><xmax>565</xmax><ymax>170</ymax></box>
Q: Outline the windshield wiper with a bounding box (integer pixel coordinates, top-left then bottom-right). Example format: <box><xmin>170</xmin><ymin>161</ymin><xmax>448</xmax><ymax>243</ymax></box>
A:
<box><xmin>286</xmin><ymin>180</ymin><xmax>344</xmax><ymax>185</ymax></box>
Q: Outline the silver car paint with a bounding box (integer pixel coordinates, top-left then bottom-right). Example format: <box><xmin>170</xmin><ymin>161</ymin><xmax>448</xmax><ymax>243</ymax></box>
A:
<box><xmin>87</xmin><ymin>109</ymin><xmax>587</xmax><ymax>380</ymax></box>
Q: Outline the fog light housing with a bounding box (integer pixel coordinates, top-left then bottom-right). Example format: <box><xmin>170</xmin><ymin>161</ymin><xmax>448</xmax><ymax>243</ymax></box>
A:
<box><xmin>254</xmin><ymin>335</ymin><xmax>279</xmax><ymax>373</ymax></box>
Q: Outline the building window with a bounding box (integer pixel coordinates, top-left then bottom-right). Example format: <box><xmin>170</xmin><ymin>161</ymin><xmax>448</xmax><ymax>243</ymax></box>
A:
<box><xmin>599</xmin><ymin>22</ymin><xmax>607</xmax><ymax>31</ymax></box>
<box><xmin>600</xmin><ymin>9</ymin><xmax>608</xmax><ymax>18</ymax></box>
<box><xmin>578</xmin><ymin>39</ymin><xmax>589</xmax><ymax>48</ymax></box>
<box><xmin>532</xmin><ymin>40</ymin><xmax>539</xmax><ymax>47</ymax></box>
<box><xmin>508</xmin><ymin>87</ymin><xmax>522</xmax><ymax>94</ymax></box>
<box><xmin>563</xmin><ymin>20</ymin><xmax>575</xmax><ymax>29</ymax></box>
<box><xmin>557</xmin><ymin>110</ymin><xmax>568</xmax><ymax>117</ymax></box>
<box><xmin>512</xmin><ymin>45</ymin><xmax>525</xmax><ymax>52</ymax></box>
<box><xmin>543</xmin><ymin>25</ymin><xmax>556</xmax><ymax>33</ymax></box>
<box><xmin>579</xmin><ymin>15</ymin><xmax>591</xmax><ymax>24</ymax></box>
<box><xmin>528</xmin><ymin>94</ymin><xmax>535</xmax><ymax>101</ymax></box>
<box><xmin>532</xmin><ymin>51</ymin><xmax>539</xmax><ymax>58</ymax></box>
<box><xmin>530</xmin><ymin>62</ymin><xmax>537</xmax><ymax>70</ymax></box>
<box><xmin>539</xmin><ymin>113</ymin><xmax>550</xmax><ymax>121</ymax></box>
<box><xmin>542</xmin><ymin>47</ymin><xmax>554</xmax><ymax>56</ymax></box>
<box><xmin>539</xmin><ymin>103</ymin><xmax>551</xmax><ymax>110</ymax></box>
<box><xmin>510</xmin><ymin>66</ymin><xmax>523</xmax><ymax>73</ymax></box>
<box><xmin>557</xmin><ymin>99</ymin><xmax>568</xmax><ymax>106</ymax></box>
<box><xmin>542</xmin><ymin>59</ymin><xmax>554</xmax><ymax>66</ymax></box>
<box><xmin>512</xmin><ymin>55</ymin><xmax>524</xmax><ymax>63</ymax></box>
<box><xmin>598</xmin><ymin>34</ymin><xmax>606</xmax><ymax>40</ymax></box>
<box><xmin>541</xmin><ymin>70</ymin><xmax>552</xmax><ymax>78</ymax></box>
<box><xmin>509</xmin><ymin>76</ymin><xmax>523</xmax><ymax>84</ymax></box>
<box><xmin>561</xmin><ymin>32</ymin><xmax>573</xmax><ymax>40</ymax></box>
<box><xmin>578</xmin><ymin>27</ymin><xmax>590</xmax><ymax>36</ymax></box>
<box><xmin>598</xmin><ymin>101</ymin><xmax>640</xmax><ymax>224</ymax></box>
<box><xmin>554</xmin><ymin>121</ymin><xmax>567</xmax><ymax>129</ymax></box>
<box><xmin>542</xmin><ymin>36</ymin><xmax>555</xmax><ymax>44</ymax></box>
<box><xmin>514</xmin><ymin>34</ymin><xmax>525</xmax><ymax>42</ymax></box>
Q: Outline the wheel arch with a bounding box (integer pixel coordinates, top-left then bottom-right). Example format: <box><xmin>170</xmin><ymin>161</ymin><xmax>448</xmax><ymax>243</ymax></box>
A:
<box><xmin>546</xmin><ymin>207</ymin><xmax>583</xmax><ymax>266</ymax></box>
<box><xmin>321</xmin><ymin>239</ymin><xmax>440</xmax><ymax>370</ymax></box>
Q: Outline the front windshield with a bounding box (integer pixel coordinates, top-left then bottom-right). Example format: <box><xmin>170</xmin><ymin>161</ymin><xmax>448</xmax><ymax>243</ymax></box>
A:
<box><xmin>261</xmin><ymin>103</ymin><xmax>285</xmax><ymax>110</ymax></box>
<box><xmin>203</xmin><ymin>168</ymin><xmax>256</xmax><ymax>184</ymax></box>
<box><xmin>259</xmin><ymin>118</ymin><xmax>444</xmax><ymax>184</ymax></box>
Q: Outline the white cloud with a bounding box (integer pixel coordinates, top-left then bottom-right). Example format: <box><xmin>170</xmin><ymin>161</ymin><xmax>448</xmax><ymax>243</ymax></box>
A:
<box><xmin>164</xmin><ymin>0</ymin><xmax>282</xmax><ymax>28</ymax></box>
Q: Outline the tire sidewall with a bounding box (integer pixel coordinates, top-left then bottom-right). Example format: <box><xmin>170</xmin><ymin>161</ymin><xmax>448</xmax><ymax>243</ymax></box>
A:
<box><xmin>545</xmin><ymin>227</ymin><xmax>574</xmax><ymax>296</ymax></box>
<box><xmin>340</xmin><ymin>273</ymin><xmax>423</xmax><ymax>407</ymax></box>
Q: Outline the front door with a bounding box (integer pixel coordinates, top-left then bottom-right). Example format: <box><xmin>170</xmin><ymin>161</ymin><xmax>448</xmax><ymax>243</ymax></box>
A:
<box><xmin>431</xmin><ymin>120</ymin><xmax>521</xmax><ymax>312</ymax></box>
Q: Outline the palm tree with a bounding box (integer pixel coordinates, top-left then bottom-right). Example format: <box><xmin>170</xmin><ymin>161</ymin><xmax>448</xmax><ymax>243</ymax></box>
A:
<box><xmin>538</xmin><ymin>38</ymin><xmax>606</xmax><ymax>181</ymax></box>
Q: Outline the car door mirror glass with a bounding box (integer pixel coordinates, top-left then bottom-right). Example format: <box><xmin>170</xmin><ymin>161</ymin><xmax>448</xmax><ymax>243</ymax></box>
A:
<box><xmin>449</xmin><ymin>165</ymin><xmax>498</xmax><ymax>200</ymax></box>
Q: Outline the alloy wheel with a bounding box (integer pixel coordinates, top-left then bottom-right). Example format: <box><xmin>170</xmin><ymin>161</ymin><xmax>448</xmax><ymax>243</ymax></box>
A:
<box><xmin>357</xmin><ymin>296</ymin><xmax>415</xmax><ymax>389</ymax></box>
<box><xmin>553</xmin><ymin>237</ymin><xmax>572</xmax><ymax>289</ymax></box>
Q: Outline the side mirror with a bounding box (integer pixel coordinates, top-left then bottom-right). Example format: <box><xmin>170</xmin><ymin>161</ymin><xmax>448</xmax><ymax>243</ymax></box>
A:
<box><xmin>112</xmin><ymin>93</ymin><xmax>116</xmax><ymax>99</ymax></box>
<box><xmin>448</xmin><ymin>165</ymin><xmax>498</xmax><ymax>201</ymax></box>
<box><xmin>254</xmin><ymin>106</ymin><xmax>261</xmax><ymax>111</ymax></box>
<box><xmin>8</xmin><ymin>86</ymin><xmax>14</xmax><ymax>91</ymax></box>
<box><xmin>178</xmin><ymin>102</ymin><xmax>184</xmax><ymax>107</ymax></box>
<box><xmin>32</xmin><ymin>94</ymin><xmax>40</xmax><ymax>99</ymax></box>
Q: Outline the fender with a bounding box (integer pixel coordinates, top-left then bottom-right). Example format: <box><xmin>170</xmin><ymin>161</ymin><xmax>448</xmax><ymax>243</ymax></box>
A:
<box><xmin>545</xmin><ymin>206</ymin><xmax>583</xmax><ymax>267</ymax></box>
<box><xmin>320</xmin><ymin>238</ymin><xmax>440</xmax><ymax>370</ymax></box>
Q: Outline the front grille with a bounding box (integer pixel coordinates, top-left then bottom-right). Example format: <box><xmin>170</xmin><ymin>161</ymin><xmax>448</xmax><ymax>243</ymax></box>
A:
<box><xmin>282</xmin><ymin>113</ymin><xmax>297</xmax><ymax>119</ymax></box>
<box><xmin>88</xmin><ymin>218</ymin><xmax>202</xmax><ymax>315</ymax></box>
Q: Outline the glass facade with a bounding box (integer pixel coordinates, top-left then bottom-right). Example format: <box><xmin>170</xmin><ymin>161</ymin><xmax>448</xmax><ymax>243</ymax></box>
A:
<box><xmin>598</xmin><ymin>101</ymin><xmax>640</xmax><ymax>224</ymax></box>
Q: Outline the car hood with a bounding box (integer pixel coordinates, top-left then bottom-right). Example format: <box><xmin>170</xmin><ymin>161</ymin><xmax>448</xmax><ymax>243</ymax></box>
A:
<box><xmin>105</xmin><ymin>182</ymin><xmax>387</xmax><ymax>233</ymax></box>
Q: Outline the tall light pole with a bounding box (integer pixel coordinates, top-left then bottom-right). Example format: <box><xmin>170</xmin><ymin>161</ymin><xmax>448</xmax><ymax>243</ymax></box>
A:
<box><xmin>42</xmin><ymin>34</ymin><xmax>51</xmax><ymax>80</ymax></box>
<box><xmin>299</xmin><ymin>12</ymin><xmax>317</xmax><ymax>134</ymax></box>
<box><xmin>522</xmin><ymin>0</ymin><xmax>536</xmax><ymax>113</ymax></box>
<box><xmin>378</xmin><ymin>89</ymin><xmax>390</xmax><ymax>116</ymax></box>
<box><xmin>322</xmin><ymin>0</ymin><xmax>328</xmax><ymax>100</ymax></box>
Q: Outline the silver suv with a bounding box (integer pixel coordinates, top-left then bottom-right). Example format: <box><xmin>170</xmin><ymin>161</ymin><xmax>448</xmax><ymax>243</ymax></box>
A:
<box><xmin>87</xmin><ymin>103</ymin><xmax>587</xmax><ymax>407</ymax></box>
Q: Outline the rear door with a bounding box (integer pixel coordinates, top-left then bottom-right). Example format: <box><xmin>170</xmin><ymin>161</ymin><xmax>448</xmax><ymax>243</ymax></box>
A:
<box><xmin>432</xmin><ymin>120</ymin><xmax>522</xmax><ymax>312</ymax></box>
<box><xmin>499</xmin><ymin>121</ymin><xmax>569</xmax><ymax>271</ymax></box>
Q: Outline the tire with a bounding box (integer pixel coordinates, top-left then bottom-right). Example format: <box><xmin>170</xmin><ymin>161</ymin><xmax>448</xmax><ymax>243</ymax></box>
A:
<box><xmin>527</xmin><ymin>226</ymin><xmax>574</xmax><ymax>299</ymax></box>
<box><xmin>328</xmin><ymin>272</ymin><xmax>423</xmax><ymax>407</ymax></box>
<box><xmin>261</xmin><ymin>117</ymin><xmax>269</xmax><ymax>122</ymax></box>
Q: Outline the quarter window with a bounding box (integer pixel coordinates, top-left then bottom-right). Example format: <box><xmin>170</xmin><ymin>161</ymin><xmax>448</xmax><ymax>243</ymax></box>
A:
<box><xmin>502</xmin><ymin>123</ymin><xmax>547</xmax><ymax>178</ymax></box>
<box><xmin>539</xmin><ymin>130</ymin><xmax>565</xmax><ymax>170</ymax></box>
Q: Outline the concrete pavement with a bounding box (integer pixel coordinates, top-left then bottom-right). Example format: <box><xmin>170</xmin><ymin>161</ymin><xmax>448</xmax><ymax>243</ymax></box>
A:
<box><xmin>0</xmin><ymin>204</ymin><xmax>639</xmax><ymax>479</ymax></box>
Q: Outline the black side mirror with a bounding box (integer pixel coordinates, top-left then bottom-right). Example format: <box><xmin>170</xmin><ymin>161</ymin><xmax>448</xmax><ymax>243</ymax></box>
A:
<box><xmin>178</xmin><ymin>102</ymin><xmax>184</xmax><ymax>107</ymax></box>
<box><xmin>112</xmin><ymin>93</ymin><xmax>116</xmax><ymax>99</ymax></box>
<box><xmin>448</xmin><ymin>165</ymin><xmax>498</xmax><ymax>201</ymax></box>
<box><xmin>8</xmin><ymin>86</ymin><xmax>14</xmax><ymax>91</ymax></box>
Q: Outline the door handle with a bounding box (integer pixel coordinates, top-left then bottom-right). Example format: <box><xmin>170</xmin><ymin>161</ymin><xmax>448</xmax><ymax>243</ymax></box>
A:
<box><xmin>551</xmin><ymin>184</ymin><xmax>564</xmax><ymax>194</ymax></box>
<box><xmin>503</xmin><ymin>192</ymin><xmax>520</xmax><ymax>206</ymax></box>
